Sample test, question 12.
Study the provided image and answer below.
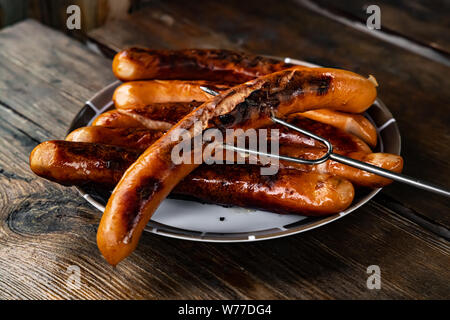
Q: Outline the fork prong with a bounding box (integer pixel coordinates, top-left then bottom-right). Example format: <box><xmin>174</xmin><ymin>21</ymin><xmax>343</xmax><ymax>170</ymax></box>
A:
<box><xmin>221</xmin><ymin>144</ymin><xmax>330</xmax><ymax>165</ymax></box>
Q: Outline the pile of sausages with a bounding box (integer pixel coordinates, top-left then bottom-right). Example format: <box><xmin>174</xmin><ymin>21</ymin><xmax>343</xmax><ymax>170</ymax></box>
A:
<box><xmin>29</xmin><ymin>48</ymin><xmax>403</xmax><ymax>265</ymax></box>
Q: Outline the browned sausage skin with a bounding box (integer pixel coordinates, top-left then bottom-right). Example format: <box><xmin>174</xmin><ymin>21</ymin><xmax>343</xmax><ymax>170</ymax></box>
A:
<box><xmin>298</xmin><ymin>109</ymin><xmax>377</xmax><ymax>147</ymax></box>
<box><xmin>66</xmin><ymin>126</ymin><xmax>164</xmax><ymax>152</ymax></box>
<box><xmin>112</xmin><ymin>80</ymin><xmax>377</xmax><ymax>146</ymax></box>
<box><xmin>175</xmin><ymin>166</ymin><xmax>354</xmax><ymax>215</ymax></box>
<box><xmin>34</xmin><ymin>137</ymin><xmax>401</xmax><ymax>188</ymax></box>
<box><xmin>112</xmin><ymin>48</ymin><xmax>296</xmax><ymax>83</ymax></box>
<box><xmin>106</xmin><ymin>103</ymin><xmax>373</xmax><ymax>154</ymax></box>
<box><xmin>113</xmin><ymin>80</ymin><xmax>230</xmax><ymax>107</ymax></box>
<box><xmin>29</xmin><ymin>141</ymin><xmax>355</xmax><ymax>216</ymax></box>
<box><xmin>117</xmin><ymin>102</ymin><xmax>202</xmax><ymax>130</ymax></box>
<box><xmin>97</xmin><ymin>66</ymin><xmax>377</xmax><ymax>265</ymax></box>
<box><xmin>92</xmin><ymin>110</ymin><xmax>146</xmax><ymax>128</ymax></box>
<box><xmin>29</xmin><ymin>141</ymin><xmax>140</xmax><ymax>187</ymax></box>
<box><xmin>278</xmin><ymin>147</ymin><xmax>403</xmax><ymax>187</ymax></box>
<box><xmin>65</xmin><ymin>120</ymin><xmax>402</xmax><ymax>188</ymax></box>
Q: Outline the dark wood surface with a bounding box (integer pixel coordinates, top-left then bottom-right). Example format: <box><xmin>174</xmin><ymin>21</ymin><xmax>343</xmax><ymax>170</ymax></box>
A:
<box><xmin>0</xmin><ymin>0</ymin><xmax>449</xmax><ymax>300</ymax></box>
<box><xmin>312</xmin><ymin>0</ymin><xmax>450</xmax><ymax>54</ymax></box>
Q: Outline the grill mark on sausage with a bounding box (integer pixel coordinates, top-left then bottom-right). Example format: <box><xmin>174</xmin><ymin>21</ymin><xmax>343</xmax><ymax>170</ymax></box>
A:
<box><xmin>310</xmin><ymin>75</ymin><xmax>332</xmax><ymax>96</ymax></box>
<box><xmin>119</xmin><ymin>48</ymin><xmax>294</xmax><ymax>83</ymax></box>
<box><xmin>212</xmin><ymin>72</ymin><xmax>333</xmax><ymax>129</ymax></box>
<box><xmin>121</xmin><ymin>102</ymin><xmax>201</xmax><ymax>125</ymax></box>
<box><xmin>56</xmin><ymin>142</ymin><xmax>136</xmax><ymax>169</ymax></box>
<box><xmin>280</xmin><ymin>117</ymin><xmax>360</xmax><ymax>153</ymax></box>
<box><xmin>122</xmin><ymin>176</ymin><xmax>163</xmax><ymax>242</ymax></box>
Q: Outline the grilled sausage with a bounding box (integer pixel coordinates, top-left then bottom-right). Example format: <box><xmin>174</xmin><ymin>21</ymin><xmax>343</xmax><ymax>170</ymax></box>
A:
<box><xmin>29</xmin><ymin>141</ymin><xmax>354</xmax><ymax>216</ymax></box>
<box><xmin>29</xmin><ymin>141</ymin><xmax>140</xmax><ymax>187</ymax></box>
<box><xmin>66</xmin><ymin>127</ymin><xmax>164</xmax><ymax>152</ymax></box>
<box><xmin>175</xmin><ymin>166</ymin><xmax>354</xmax><ymax>215</ymax></box>
<box><xmin>113</xmin><ymin>80</ymin><xmax>230</xmax><ymax>108</ymax></box>
<box><xmin>66</xmin><ymin>120</ymin><xmax>401</xmax><ymax>188</ymax></box>
<box><xmin>278</xmin><ymin>147</ymin><xmax>403</xmax><ymax>187</ymax></box>
<box><xmin>78</xmin><ymin>113</ymin><xmax>372</xmax><ymax>155</ymax></box>
<box><xmin>117</xmin><ymin>102</ymin><xmax>202</xmax><ymax>130</ymax></box>
<box><xmin>107</xmin><ymin>103</ymin><xmax>373</xmax><ymax>154</ymax></box>
<box><xmin>298</xmin><ymin>109</ymin><xmax>377</xmax><ymax>147</ymax></box>
<box><xmin>64</xmin><ymin>123</ymin><xmax>400</xmax><ymax>187</ymax></box>
<box><xmin>112</xmin><ymin>48</ymin><xmax>296</xmax><ymax>83</ymax></box>
<box><xmin>92</xmin><ymin>110</ymin><xmax>146</xmax><ymax>128</ymax></box>
<box><xmin>32</xmin><ymin>136</ymin><xmax>401</xmax><ymax>190</ymax></box>
<box><xmin>113</xmin><ymin>80</ymin><xmax>377</xmax><ymax>145</ymax></box>
<box><xmin>280</xmin><ymin>116</ymin><xmax>371</xmax><ymax>153</ymax></box>
<box><xmin>97</xmin><ymin>66</ymin><xmax>378</xmax><ymax>265</ymax></box>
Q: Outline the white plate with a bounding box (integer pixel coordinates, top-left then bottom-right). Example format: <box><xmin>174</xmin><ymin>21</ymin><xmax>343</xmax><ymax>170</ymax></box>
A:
<box><xmin>68</xmin><ymin>57</ymin><xmax>401</xmax><ymax>242</ymax></box>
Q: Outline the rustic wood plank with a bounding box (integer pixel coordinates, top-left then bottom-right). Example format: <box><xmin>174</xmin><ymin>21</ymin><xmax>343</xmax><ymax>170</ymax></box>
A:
<box><xmin>0</xmin><ymin>19</ymin><xmax>449</xmax><ymax>300</ymax></box>
<box><xmin>87</xmin><ymin>5</ymin><xmax>239</xmax><ymax>55</ymax></box>
<box><xmin>311</xmin><ymin>0</ymin><xmax>450</xmax><ymax>54</ymax></box>
<box><xmin>87</xmin><ymin>0</ymin><xmax>450</xmax><ymax>231</ymax></box>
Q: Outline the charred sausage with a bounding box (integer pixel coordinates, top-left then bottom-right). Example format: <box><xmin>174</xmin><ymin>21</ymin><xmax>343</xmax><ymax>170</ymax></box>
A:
<box><xmin>29</xmin><ymin>141</ymin><xmax>354</xmax><ymax>216</ymax></box>
<box><xmin>29</xmin><ymin>141</ymin><xmax>140</xmax><ymax>187</ymax></box>
<box><xmin>112</xmin><ymin>48</ymin><xmax>296</xmax><ymax>83</ymax></box>
<box><xmin>298</xmin><ymin>109</ymin><xmax>377</xmax><ymax>147</ymax></box>
<box><xmin>112</xmin><ymin>80</ymin><xmax>377</xmax><ymax>146</ymax></box>
<box><xmin>66</xmin><ymin>127</ymin><xmax>164</xmax><ymax>152</ymax></box>
<box><xmin>113</xmin><ymin>80</ymin><xmax>230</xmax><ymax>108</ymax></box>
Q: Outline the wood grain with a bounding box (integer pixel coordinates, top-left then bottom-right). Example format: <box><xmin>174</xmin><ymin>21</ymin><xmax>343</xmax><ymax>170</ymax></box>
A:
<box><xmin>0</xmin><ymin>19</ymin><xmax>449</xmax><ymax>299</ymax></box>
<box><xmin>312</xmin><ymin>0</ymin><xmax>450</xmax><ymax>54</ymax></box>
<box><xmin>87</xmin><ymin>0</ymin><xmax>450</xmax><ymax>231</ymax></box>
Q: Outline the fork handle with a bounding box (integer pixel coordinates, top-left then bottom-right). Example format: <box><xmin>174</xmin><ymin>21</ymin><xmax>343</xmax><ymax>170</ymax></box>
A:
<box><xmin>330</xmin><ymin>153</ymin><xmax>450</xmax><ymax>197</ymax></box>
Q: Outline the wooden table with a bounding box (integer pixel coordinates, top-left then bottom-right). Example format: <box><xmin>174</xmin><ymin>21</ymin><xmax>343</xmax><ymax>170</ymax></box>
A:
<box><xmin>0</xmin><ymin>0</ymin><xmax>449</xmax><ymax>299</ymax></box>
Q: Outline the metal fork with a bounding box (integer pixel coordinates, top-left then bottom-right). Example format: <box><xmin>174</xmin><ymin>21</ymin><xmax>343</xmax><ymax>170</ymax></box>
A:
<box><xmin>200</xmin><ymin>86</ymin><xmax>450</xmax><ymax>197</ymax></box>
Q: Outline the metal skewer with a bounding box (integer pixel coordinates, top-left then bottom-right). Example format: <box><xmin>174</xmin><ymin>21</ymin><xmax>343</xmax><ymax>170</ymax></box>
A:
<box><xmin>201</xmin><ymin>86</ymin><xmax>450</xmax><ymax>197</ymax></box>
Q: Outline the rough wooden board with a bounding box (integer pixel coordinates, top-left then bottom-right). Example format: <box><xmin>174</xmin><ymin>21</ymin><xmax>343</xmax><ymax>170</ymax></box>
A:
<box><xmin>0</xmin><ymin>19</ymin><xmax>449</xmax><ymax>299</ymax></box>
<box><xmin>312</xmin><ymin>0</ymin><xmax>450</xmax><ymax>54</ymax></box>
<box><xmin>87</xmin><ymin>5</ymin><xmax>239</xmax><ymax>54</ymax></box>
<box><xmin>87</xmin><ymin>0</ymin><xmax>450</xmax><ymax>230</ymax></box>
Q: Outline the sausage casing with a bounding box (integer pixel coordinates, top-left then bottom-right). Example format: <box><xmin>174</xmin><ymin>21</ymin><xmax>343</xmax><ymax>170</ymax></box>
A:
<box><xmin>113</xmin><ymin>80</ymin><xmax>230</xmax><ymax>108</ymax></box>
<box><xmin>64</xmin><ymin>123</ymin><xmax>401</xmax><ymax>187</ymax></box>
<box><xmin>112</xmin><ymin>80</ymin><xmax>377</xmax><ymax>146</ymax></box>
<box><xmin>29</xmin><ymin>141</ymin><xmax>140</xmax><ymax>186</ymax></box>
<box><xmin>117</xmin><ymin>102</ymin><xmax>202</xmax><ymax>130</ymax></box>
<box><xmin>30</xmin><ymin>141</ymin><xmax>354</xmax><ymax>216</ymax></box>
<box><xmin>298</xmin><ymin>109</ymin><xmax>377</xmax><ymax>147</ymax></box>
<box><xmin>92</xmin><ymin>110</ymin><xmax>146</xmax><ymax>128</ymax></box>
<box><xmin>66</xmin><ymin>127</ymin><xmax>164</xmax><ymax>152</ymax></box>
<box><xmin>105</xmin><ymin>103</ymin><xmax>373</xmax><ymax>154</ymax></box>
<box><xmin>112</xmin><ymin>48</ymin><xmax>295</xmax><ymax>83</ymax></box>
